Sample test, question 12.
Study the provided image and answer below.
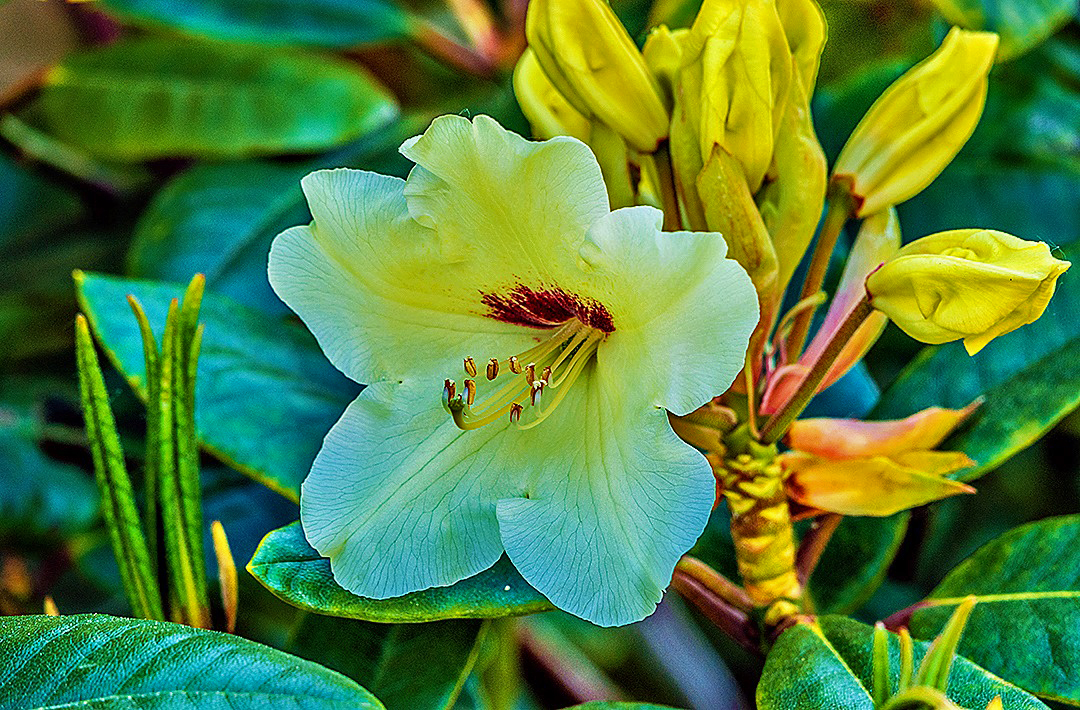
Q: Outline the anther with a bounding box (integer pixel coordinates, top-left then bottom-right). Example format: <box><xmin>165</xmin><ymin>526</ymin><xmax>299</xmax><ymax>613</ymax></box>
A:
<box><xmin>531</xmin><ymin>380</ymin><xmax>544</xmax><ymax>406</ymax></box>
<box><xmin>525</xmin><ymin>363</ymin><xmax>536</xmax><ymax>386</ymax></box>
<box><xmin>463</xmin><ymin>357</ymin><xmax>477</xmax><ymax>377</ymax></box>
<box><xmin>443</xmin><ymin>379</ymin><xmax>456</xmax><ymax>401</ymax></box>
<box><xmin>508</xmin><ymin>356</ymin><xmax>522</xmax><ymax>374</ymax></box>
<box><xmin>487</xmin><ymin>358</ymin><xmax>499</xmax><ymax>380</ymax></box>
<box><xmin>464</xmin><ymin>379</ymin><xmax>476</xmax><ymax>406</ymax></box>
<box><xmin>509</xmin><ymin>403</ymin><xmax>523</xmax><ymax>423</ymax></box>
<box><xmin>541</xmin><ymin>366</ymin><xmax>552</xmax><ymax>384</ymax></box>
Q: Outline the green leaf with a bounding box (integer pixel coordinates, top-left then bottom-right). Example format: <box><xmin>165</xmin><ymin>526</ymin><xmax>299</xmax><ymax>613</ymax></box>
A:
<box><xmin>32</xmin><ymin>37</ymin><xmax>397</xmax><ymax>161</ymax></box>
<box><xmin>75</xmin><ymin>271</ymin><xmax>359</xmax><ymax>499</ymax></box>
<box><xmin>74</xmin><ymin>315</ymin><xmax>164</xmax><ymax>621</ymax></box>
<box><xmin>0</xmin><ymin>153</ymin><xmax>82</xmax><ymax>250</ymax></box>
<box><xmin>872</xmin><ymin>242</ymin><xmax>1080</xmax><ymax>481</ymax></box>
<box><xmin>0</xmin><ymin>614</ymin><xmax>385</xmax><ymax>709</ymax></box>
<box><xmin>910</xmin><ymin>515</ymin><xmax>1080</xmax><ymax>704</ymax></box>
<box><xmin>758</xmin><ymin>616</ymin><xmax>1049</xmax><ymax>709</ymax></box>
<box><xmin>125</xmin><ymin>116</ymin><xmax>418</xmax><ymax>314</ymax></box>
<box><xmin>928</xmin><ymin>0</ymin><xmax>1077</xmax><ymax>60</ymax></box>
<box><xmin>897</xmin><ymin>164</ymin><xmax>1080</xmax><ymax>245</ymax></box>
<box><xmin>289</xmin><ymin>616</ymin><xmax>485</xmax><ymax>710</ymax></box>
<box><xmin>0</xmin><ymin>400</ymin><xmax>98</xmax><ymax>537</ymax></box>
<box><xmin>809</xmin><ymin>514</ymin><xmax>910</xmax><ymax>615</ymax></box>
<box><xmin>100</xmin><ymin>0</ymin><xmax>413</xmax><ymax>47</ymax></box>
<box><xmin>248</xmin><ymin>521</ymin><xmax>555</xmax><ymax>622</ymax></box>
<box><xmin>564</xmin><ymin>704</ymin><xmax>679</xmax><ymax>709</ymax></box>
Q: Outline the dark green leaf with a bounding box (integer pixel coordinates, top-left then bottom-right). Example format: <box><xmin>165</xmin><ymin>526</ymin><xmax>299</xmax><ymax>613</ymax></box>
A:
<box><xmin>929</xmin><ymin>0</ymin><xmax>1076</xmax><ymax>60</ymax></box>
<box><xmin>289</xmin><ymin>616</ymin><xmax>485</xmax><ymax>710</ymax></box>
<box><xmin>809</xmin><ymin>514</ymin><xmax>910</xmax><ymax>615</ymax></box>
<box><xmin>910</xmin><ymin>515</ymin><xmax>1080</xmax><ymax>704</ymax></box>
<box><xmin>758</xmin><ymin>616</ymin><xmax>1048</xmax><ymax>709</ymax></box>
<box><xmin>0</xmin><ymin>401</ymin><xmax>97</xmax><ymax>537</ymax></box>
<box><xmin>100</xmin><ymin>0</ymin><xmax>412</xmax><ymax>48</ymax></box>
<box><xmin>564</xmin><ymin>704</ymin><xmax>679</xmax><ymax>709</ymax></box>
<box><xmin>248</xmin><ymin>521</ymin><xmax>555</xmax><ymax>622</ymax></box>
<box><xmin>75</xmin><ymin>271</ymin><xmax>358</xmax><ymax>499</ymax></box>
<box><xmin>0</xmin><ymin>153</ymin><xmax>82</xmax><ymax>250</ymax></box>
<box><xmin>32</xmin><ymin>38</ymin><xmax>397</xmax><ymax>161</ymax></box>
<box><xmin>0</xmin><ymin>614</ymin><xmax>385</xmax><ymax>709</ymax></box>
<box><xmin>127</xmin><ymin>118</ymin><xmax>422</xmax><ymax>314</ymax></box>
<box><xmin>873</xmin><ymin>242</ymin><xmax>1080</xmax><ymax>481</ymax></box>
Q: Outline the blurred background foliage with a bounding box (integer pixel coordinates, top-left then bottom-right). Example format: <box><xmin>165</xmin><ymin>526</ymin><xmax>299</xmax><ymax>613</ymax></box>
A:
<box><xmin>0</xmin><ymin>0</ymin><xmax>1078</xmax><ymax>707</ymax></box>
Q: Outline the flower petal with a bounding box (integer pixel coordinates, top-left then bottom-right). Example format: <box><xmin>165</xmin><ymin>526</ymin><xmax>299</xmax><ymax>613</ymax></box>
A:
<box><xmin>400</xmin><ymin>114</ymin><xmax>609</xmax><ymax>287</ymax></box>
<box><xmin>496</xmin><ymin>374</ymin><xmax>714</xmax><ymax>626</ymax></box>
<box><xmin>788</xmin><ymin>402</ymin><xmax>979</xmax><ymax>459</ymax></box>
<box><xmin>269</xmin><ymin>169</ymin><xmax>532</xmax><ymax>385</ymax></box>
<box><xmin>300</xmin><ymin>380</ymin><xmax>523</xmax><ymax>599</ymax></box>
<box><xmin>782</xmin><ymin>453</ymin><xmax>975</xmax><ymax>517</ymax></box>
<box><xmin>575</xmin><ymin>205</ymin><xmax>759</xmax><ymax>414</ymax></box>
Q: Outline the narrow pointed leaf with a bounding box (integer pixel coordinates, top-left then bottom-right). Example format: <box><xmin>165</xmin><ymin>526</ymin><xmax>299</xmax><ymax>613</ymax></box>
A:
<box><xmin>0</xmin><ymin>614</ymin><xmax>385</xmax><ymax>709</ymax></box>
<box><xmin>248</xmin><ymin>522</ymin><xmax>555</xmax><ymax>622</ymax></box>
<box><xmin>74</xmin><ymin>315</ymin><xmax>163</xmax><ymax>621</ymax></box>
<box><xmin>75</xmin><ymin>271</ymin><xmax>358</xmax><ymax>499</ymax></box>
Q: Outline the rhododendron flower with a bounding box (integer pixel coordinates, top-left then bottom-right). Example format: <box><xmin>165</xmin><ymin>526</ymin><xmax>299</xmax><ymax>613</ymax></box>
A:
<box><xmin>268</xmin><ymin>114</ymin><xmax>758</xmax><ymax>626</ymax></box>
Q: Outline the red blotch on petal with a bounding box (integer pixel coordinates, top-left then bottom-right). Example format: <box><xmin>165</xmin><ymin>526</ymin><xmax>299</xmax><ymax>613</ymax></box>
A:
<box><xmin>481</xmin><ymin>285</ymin><xmax>615</xmax><ymax>333</ymax></box>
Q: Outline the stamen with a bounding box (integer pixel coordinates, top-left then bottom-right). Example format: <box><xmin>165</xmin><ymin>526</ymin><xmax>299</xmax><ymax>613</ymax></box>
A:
<box><xmin>508</xmin><ymin>356</ymin><xmax>522</xmax><ymax>374</ymax></box>
<box><xmin>525</xmin><ymin>363</ymin><xmax>536</xmax><ymax>386</ymax></box>
<box><xmin>530</xmin><ymin>380</ymin><xmax>544</xmax><ymax>406</ymax></box>
<box><xmin>487</xmin><ymin>358</ymin><xmax>499</xmax><ymax>380</ymax></box>
<box><xmin>464</xmin><ymin>357</ymin><xmax>477</xmax><ymax>377</ymax></box>
<box><xmin>464</xmin><ymin>379</ymin><xmax>476</xmax><ymax>406</ymax></box>
<box><xmin>509</xmin><ymin>403</ymin><xmax>523</xmax><ymax>423</ymax></box>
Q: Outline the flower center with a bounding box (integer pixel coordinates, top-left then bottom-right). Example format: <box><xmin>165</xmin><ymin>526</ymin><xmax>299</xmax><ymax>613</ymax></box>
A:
<box><xmin>443</xmin><ymin>319</ymin><xmax>605</xmax><ymax>431</ymax></box>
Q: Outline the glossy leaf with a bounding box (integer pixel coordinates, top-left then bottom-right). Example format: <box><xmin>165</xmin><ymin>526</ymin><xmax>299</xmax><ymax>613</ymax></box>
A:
<box><xmin>248</xmin><ymin>522</ymin><xmax>555</xmax><ymax>622</ymax></box>
<box><xmin>0</xmin><ymin>614</ymin><xmax>385</xmax><ymax>709</ymax></box>
<box><xmin>126</xmin><ymin>119</ymin><xmax>418</xmax><ymax>314</ymax></box>
<box><xmin>928</xmin><ymin>0</ymin><xmax>1076</xmax><ymax>60</ymax></box>
<box><xmin>758</xmin><ymin>616</ymin><xmax>1048</xmax><ymax>709</ymax></box>
<box><xmin>32</xmin><ymin>38</ymin><xmax>397</xmax><ymax>161</ymax></box>
<box><xmin>289</xmin><ymin>616</ymin><xmax>485</xmax><ymax>710</ymax></box>
<box><xmin>873</xmin><ymin>242</ymin><xmax>1080</xmax><ymax>481</ymax></box>
<box><xmin>75</xmin><ymin>271</ymin><xmax>359</xmax><ymax>499</ymax></box>
<box><xmin>100</xmin><ymin>0</ymin><xmax>413</xmax><ymax>48</ymax></box>
<box><xmin>910</xmin><ymin>515</ymin><xmax>1080</xmax><ymax>703</ymax></box>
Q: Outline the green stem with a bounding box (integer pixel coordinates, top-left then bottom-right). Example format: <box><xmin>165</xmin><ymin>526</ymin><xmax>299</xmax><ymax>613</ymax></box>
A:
<box><xmin>785</xmin><ymin>188</ymin><xmax>853</xmax><ymax>359</ymax></box>
<box><xmin>759</xmin><ymin>295</ymin><xmax>873</xmax><ymax>444</ymax></box>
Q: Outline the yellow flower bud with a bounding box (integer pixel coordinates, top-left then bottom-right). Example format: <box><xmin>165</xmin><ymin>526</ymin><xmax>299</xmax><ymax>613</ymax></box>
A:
<box><xmin>677</xmin><ymin>0</ymin><xmax>793</xmax><ymax>192</ymax></box>
<box><xmin>866</xmin><ymin>229</ymin><xmax>1071</xmax><ymax>355</ymax></box>
<box><xmin>526</xmin><ymin>0</ymin><xmax>669</xmax><ymax>153</ymax></box>
<box><xmin>513</xmin><ymin>48</ymin><xmax>591</xmax><ymax>143</ymax></box>
<box><xmin>774</xmin><ymin>0</ymin><xmax>826</xmax><ymax>94</ymax></box>
<box><xmin>832</xmin><ymin>27</ymin><xmax>999</xmax><ymax>217</ymax></box>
